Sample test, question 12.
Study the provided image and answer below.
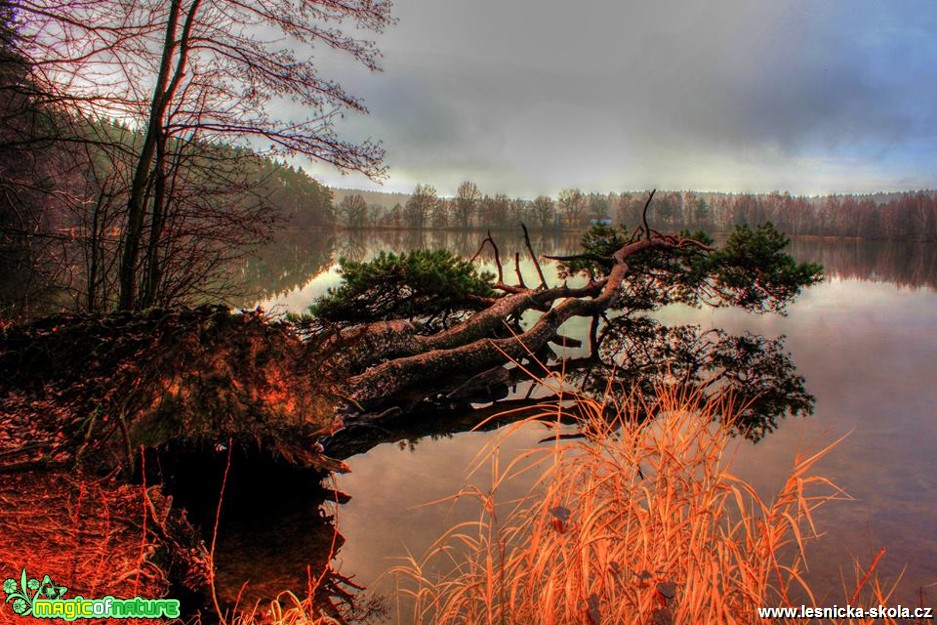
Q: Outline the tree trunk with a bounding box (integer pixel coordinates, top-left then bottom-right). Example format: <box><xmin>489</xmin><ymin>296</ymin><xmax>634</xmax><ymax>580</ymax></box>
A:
<box><xmin>337</xmin><ymin>237</ymin><xmax>680</xmax><ymax>409</ymax></box>
<box><xmin>118</xmin><ymin>0</ymin><xmax>201</xmax><ymax>309</ymax></box>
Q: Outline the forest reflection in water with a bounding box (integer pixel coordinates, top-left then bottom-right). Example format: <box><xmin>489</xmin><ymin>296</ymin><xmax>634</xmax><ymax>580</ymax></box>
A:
<box><xmin>223</xmin><ymin>230</ymin><xmax>937</xmax><ymax>615</ymax></box>
<box><xmin>244</xmin><ymin>229</ymin><xmax>937</xmax><ymax>307</ymax></box>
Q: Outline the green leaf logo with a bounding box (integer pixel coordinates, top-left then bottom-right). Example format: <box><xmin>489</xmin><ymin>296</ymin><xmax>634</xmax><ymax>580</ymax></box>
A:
<box><xmin>2</xmin><ymin>569</ymin><xmax>67</xmax><ymax>616</ymax></box>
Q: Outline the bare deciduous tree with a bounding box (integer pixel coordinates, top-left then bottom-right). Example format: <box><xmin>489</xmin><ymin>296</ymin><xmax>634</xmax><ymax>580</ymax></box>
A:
<box><xmin>337</xmin><ymin>193</ymin><xmax>368</xmax><ymax>230</ymax></box>
<box><xmin>531</xmin><ymin>195</ymin><xmax>555</xmax><ymax>229</ymax></box>
<box><xmin>404</xmin><ymin>183</ymin><xmax>437</xmax><ymax>230</ymax></box>
<box><xmin>454</xmin><ymin>180</ymin><xmax>480</xmax><ymax>229</ymax></box>
<box><xmin>10</xmin><ymin>0</ymin><xmax>394</xmax><ymax>309</ymax></box>
<box><xmin>557</xmin><ymin>187</ymin><xmax>585</xmax><ymax>226</ymax></box>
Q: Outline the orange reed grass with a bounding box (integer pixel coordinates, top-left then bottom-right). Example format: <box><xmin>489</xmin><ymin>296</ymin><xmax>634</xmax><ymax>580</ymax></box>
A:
<box><xmin>390</xmin><ymin>385</ymin><xmax>903</xmax><ymax>625</ymax></box>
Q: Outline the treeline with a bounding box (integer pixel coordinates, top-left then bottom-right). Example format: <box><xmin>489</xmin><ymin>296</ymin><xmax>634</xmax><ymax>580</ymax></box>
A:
<box><xmin>333</xmin><ymin>184</ymin><xmax>937</xmax><ymax>241</ymax></box>
<box><xmin>664</xmin><ymin>190</ymin><xmax>937</xmax><ymax>240</ymax></box>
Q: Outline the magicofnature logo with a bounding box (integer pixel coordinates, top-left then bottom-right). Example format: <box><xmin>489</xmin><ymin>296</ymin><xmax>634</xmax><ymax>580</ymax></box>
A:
<box><xmin>3</xmin><ymin>569</ymin><xmax>179</xmax><ymax>620</ymax></box>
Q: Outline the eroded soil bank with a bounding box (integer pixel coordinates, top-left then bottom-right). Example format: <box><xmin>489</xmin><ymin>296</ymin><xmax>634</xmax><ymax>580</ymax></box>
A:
<box><xmin>0</xmin><ymin>306</ymin><xmax>349</xmax><ymax>620</ymax></box>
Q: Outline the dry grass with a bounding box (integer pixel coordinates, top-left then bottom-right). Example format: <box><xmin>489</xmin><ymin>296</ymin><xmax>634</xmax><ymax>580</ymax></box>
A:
<box><xmin>226</xmin><ymin>568</ymin><xmax>387</xmax><ymax>625</ymax></box>
<box><xmin>231</xmin><ymin>587</ymin><xmax>339</xmax><ymax>625</ymax></box>
<box><xmin>0</xmin><ymin>471</ymin><xmax>180</xmax><ymax>624</ymax></box>
<box><xmin>3</xmin><ymin>385</ymin><xmax>911</xmax><ymax>625</ymax></box>
<box><xmin>389</xmin><ymin>385</ymin><xmax>907</xmax><ymax>625</ymax></box>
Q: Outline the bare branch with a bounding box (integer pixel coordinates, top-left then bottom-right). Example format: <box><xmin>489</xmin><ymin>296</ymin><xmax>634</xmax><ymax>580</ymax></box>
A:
<box><xmin>521</xmin><ymin>222</ymin><xmax>548</xmax><ymax>289</ymax></box>
<box><xmin>642</xmin><ymin>188</ymin><xmax>656</xmax><ymax>240</ymax></box>
<box><xmin>513</xmin><ymin>252</ymin><xmax>526</xmax><ymax>289</ymax></box>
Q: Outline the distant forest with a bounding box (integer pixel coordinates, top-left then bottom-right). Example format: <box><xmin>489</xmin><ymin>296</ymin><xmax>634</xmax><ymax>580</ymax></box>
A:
<box><xmin>331</xmin><ymin>185</ymin><xmax>937</xmax><ymax>240</ymax></box>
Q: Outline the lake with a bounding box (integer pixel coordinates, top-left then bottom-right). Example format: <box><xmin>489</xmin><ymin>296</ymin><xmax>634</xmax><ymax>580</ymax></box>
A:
<box><xmin>237</xmin><ymin>231</ymin><xmax>937</xmax><ymax>616</ymax></box>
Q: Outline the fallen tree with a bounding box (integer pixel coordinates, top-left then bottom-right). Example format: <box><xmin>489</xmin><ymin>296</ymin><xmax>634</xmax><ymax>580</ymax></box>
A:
<box><xmin>311</xmin><ymin>195</ymin><xmax>822</xmax><ymax>439</ymax></box>
<box><xmin>1</xmin><ymin>194</ymin><xmax>823</xmax><ymax>472</ymax></box>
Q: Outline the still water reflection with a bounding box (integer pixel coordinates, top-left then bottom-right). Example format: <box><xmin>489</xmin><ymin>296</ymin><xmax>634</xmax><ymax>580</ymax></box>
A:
<box><xmin>242</xmin><ymin>231</ymin><xmax>937</xmax><ymax>613</ymax></box>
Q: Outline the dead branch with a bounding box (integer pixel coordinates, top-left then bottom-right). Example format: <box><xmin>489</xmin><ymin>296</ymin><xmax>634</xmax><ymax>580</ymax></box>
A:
<box><xmin>470</xmin><ymin>230</ymin><xmax>504</xmax><ymax>283</ymax></box>
<box><xmin>514</xmin><ymin>252</ymin><xmax>527</xmax><ymax>288</ymax></box>
<box><xmin>521</xmin><ymin>222</ymin><xmax>548</xmax><ymax>289</ymax></box>
<box><xmin>642</xmin><ymin>189</ymin><xmax>656</xmax><ymax>240</ymax></box>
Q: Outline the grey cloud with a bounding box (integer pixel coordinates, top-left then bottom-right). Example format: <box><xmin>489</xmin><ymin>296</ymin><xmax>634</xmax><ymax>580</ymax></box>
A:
<box><xmin>310</xmin><ymin>0</ymin><xmax>937</xmax><ymax>195</ymax></box>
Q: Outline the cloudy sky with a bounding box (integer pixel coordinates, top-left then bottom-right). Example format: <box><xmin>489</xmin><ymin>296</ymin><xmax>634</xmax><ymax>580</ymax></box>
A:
<box><xmin>303</xmin><ymin>0</ymin><xmax>937</xmax><ymax>197</ymax></box>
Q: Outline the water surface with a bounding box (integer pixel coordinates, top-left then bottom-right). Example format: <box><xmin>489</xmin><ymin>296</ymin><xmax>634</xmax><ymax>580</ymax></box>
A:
<box><xmin>247</xmin><ymin>231</ymin><xmax>937</xmax><ymax>612</ymax></box>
